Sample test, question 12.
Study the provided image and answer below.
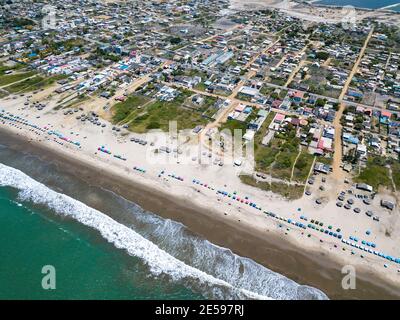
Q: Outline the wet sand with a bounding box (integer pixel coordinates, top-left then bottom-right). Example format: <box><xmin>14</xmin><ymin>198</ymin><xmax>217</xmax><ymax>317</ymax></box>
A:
<box><xmin>1</xmin><ymin>127</ymin><xmax>400</xmax><ymax>299</ymax></box>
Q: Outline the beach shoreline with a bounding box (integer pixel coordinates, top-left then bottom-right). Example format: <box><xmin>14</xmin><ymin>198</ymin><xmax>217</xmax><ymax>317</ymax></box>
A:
<box><xmin>1</xmin><ymin>126</ymin><xmax>400</xmax><ymax>299</ymax></box>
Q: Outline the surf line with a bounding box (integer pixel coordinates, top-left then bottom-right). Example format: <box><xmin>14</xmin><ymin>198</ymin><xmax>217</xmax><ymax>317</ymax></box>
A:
<box><xmin>155</xmin><ymin>304</ymin><xmax>190</xmax><ymax>318</ymax></box>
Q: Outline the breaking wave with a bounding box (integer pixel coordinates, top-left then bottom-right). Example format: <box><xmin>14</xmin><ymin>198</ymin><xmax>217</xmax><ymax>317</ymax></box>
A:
<box><xmin>0</xmin><ymin>162</ymin><xmax>328</xmax><ymax>300</ymax></box>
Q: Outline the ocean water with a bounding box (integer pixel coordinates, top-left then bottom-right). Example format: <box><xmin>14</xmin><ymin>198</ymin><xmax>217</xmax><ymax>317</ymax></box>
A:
<box><xmin>0</xmin><ymin>187</ymin><xmax>201</xmax><ymax>300</ymax></box>
<box><xmin>0</xmin><ymin>142</ymin><xmax>328</xmax><ymax>300</ymax></box>
<box><xmin>314</xmin><ymin>0</ymin><xmax>400</xmax><ymax>11</ymax></box>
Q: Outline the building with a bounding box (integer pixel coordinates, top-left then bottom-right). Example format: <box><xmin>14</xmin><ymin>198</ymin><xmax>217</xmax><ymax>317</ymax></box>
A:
<box><xmin>356</xmin><ymin>183</ymin><xmax>373</xmax><ymax>192</ymax></box>
<box><xmin>381</xmin><ymin>200</ymin><xmax>395</xmax><ymax>210</ymax></box>
<box><xmin>314</xmin><ymin>162</ymin><xmax>331</xmax><ymax>174</ymax></box>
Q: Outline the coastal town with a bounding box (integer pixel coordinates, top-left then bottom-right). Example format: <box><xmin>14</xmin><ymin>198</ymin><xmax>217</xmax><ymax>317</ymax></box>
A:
<box><xmin>1</xmin><ymin>0</ymin><xmax>400</xmax><ymax>298</ymax></box>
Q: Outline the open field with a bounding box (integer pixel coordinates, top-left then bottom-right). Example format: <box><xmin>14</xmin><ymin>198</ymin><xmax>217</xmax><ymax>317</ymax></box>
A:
<box><xmin>3</xmin><ymin>74</ymin><xmax>67</xmax><ymax>94</ymax></box>
<box><xmin>355</xmin><ymin>156</ymin><xmax>393</xmax><ymax>191</ymax></box>
<box><xmin>112</xmin><ymin>94</ymin><xmax>152</xmax><ymax>124</ymax></box>
<box><xmin>240</xmin><ymin>175</ymin><xmax>304</xmax><ymax>200</ymax></box>
<box><xmin>120</xmin><ymin>91</ymin><xmax>210</xmax><ymax>133</ymax></box>
<box><xmin>0</xmin><ymin>71</ymin><xmax>36</xmax><ymax>87</ymax></box>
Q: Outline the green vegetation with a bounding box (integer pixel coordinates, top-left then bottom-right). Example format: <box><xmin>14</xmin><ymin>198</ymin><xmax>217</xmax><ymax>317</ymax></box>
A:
<box><xmin>292</xmin><ymin>152</ymin><xmax>315</xmax><ymax>183</ymax></box>
<box><xmin>4</xmin><ymin>76</ymin><xmax>44</xmax><ymax>93</ymax></box>
<box><xmin>112</xmin><ymin>95</ymin><xmax>151</xmax><ymax>124</ymax></box>
<box><xmin>390</xmin><ymin>161</ymin><xmax>400</xmax><ymax>190</ymax></box>
<box><xmin>56</xmin><ymin>94</ymin><xmax>90</xmax><ymax>110</ymax></box>
<box><xmin>124</xmin><ymin>90</ymin><xmax>208</xmax><ymax>133</ymax></box>
<box><xmin>0</xmin><ymin>91</ymin><xmax>9</xmax><ymax>99</ymax></box>
<box><xmin>196</xmin><ymin>96</ymin><xmax>219</xmax><ymax>117</ymax></box>
<box><xmin>270</xmin><ymin>125</ymin><xmax>300</xmax><ymax>180</ymax></box>
<box><xmin>272</xmin><ymin>147</ymin><xmax>299</xmax><ymax>181</ymax></box>
<box><xmin>355</xmin><ymin>156</ymin><xmax>392</xmax><ymax>191</ymax></box>
<box><xmin>260</xmin><ymin>85</ymin><xmax>274</xmax><ymax>96</ymax></box>
<box><xmin>316</xmin><ymin>51</ymin><xmax>329</xmax><ymax>61</ymax></box>
<box><xmin>235</xmin><ymin>93</ymin><xmax>253</xmax><ymax>102</ymax></box>
<box><xmin>4</xmin><ymin>17</ymin><xmax>36</xmax><ymax>28</ymax></box>
<box><xmin>239</xmin><ymin>175</ymin><xmax>304</xmax><ymax>200</ymax></box>
<box><xmin>168</xmin><ymin>36</ymin><xmax>182</xmax><ymax>45</ymax></box>
<box><xmin>219</xmin><ymin>119</ymin><xmax>248</xmax><ymax>137</ymax></box>
<box><xmin>253</xmin><ymin>112</ymin><xmax>279</xmax><ymax>172</ymax></box>
<box><xmin>219</xmin><ymin>111</ymin><xmax>257</xmax><ymax>137</ymax></box>
<box><xmin>0</xmin><ymin>71</ymin><xmax>36</xmax><ymax>87</ymax></box>
<box><xmin>0</xmin><ymin>63</ymin><xmax>25</xmax><ymax>75</ymax></box>
<box><xmin>3</xmin><ymin>74</ymin><xmax>66</xmax><ymax>93</ymax></box>
<box><xmin>256</xmin><ymin>147</ymin><xmax>280</xmax><ymax>172</ymax></box>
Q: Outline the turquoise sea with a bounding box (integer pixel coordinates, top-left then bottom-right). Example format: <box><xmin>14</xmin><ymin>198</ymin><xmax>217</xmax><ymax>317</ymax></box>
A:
<box><xmin>0</xmin><ymin>187</ymin><xmax>201</xmax><ymax>300</ymax></box>
<box><xmin>0</xmin><ymin>140</ymin><xmax>328</xmax><ymax>300</ymax></box>
<box><xmin>314</xmin><ymin>0</ymin><xmax>400</xmax><ymax>11</ymax></box>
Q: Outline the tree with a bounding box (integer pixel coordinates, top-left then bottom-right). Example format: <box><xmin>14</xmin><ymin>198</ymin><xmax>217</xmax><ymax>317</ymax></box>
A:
<box><xmin>169</xmin><ymin>37</ymin><xmax>182</xmax><ymax>45</ymax></box>
<box><xmin>316</xmin><ymin>51</ymin><xmax>329</xmax><ymax>61</ymax></box>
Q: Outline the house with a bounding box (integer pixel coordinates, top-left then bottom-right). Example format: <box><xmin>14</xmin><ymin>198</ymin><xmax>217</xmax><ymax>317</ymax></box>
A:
<box><xmin>239</xmin><ymin>86</ymin><xmax>259</xmax><ymax>98</ymax></box>
<box><xmin>356</xmin><ymin>183</ymin><xmax>373</xmax><ymax>192</ymax></box>
<box><xmin>317</xmin><ymin>136</ymin><xmax>333</xmax><ymax>152</ymax></box>
<box><xmin>343</xmin><ymin>133</ymin><xmax>359</xmax><ymax>145</ymax></box>
<box><xmin>271</xmin><ymin>99</ymin><xmax>282</xmax><ymax>109</ymax></box>
<box><xmin>380</xmin><ymin>110</ymin><xmax>392</xmax><ymax>124</ymax></box>
<box><xmin>323</xmin><ymin>127</ymin><xmax>335</xmax><ymax>139</ymax></box>
<box><xmin>314</xmin><ymin>162</ymin><xmax>331</xmax><ymax>174</ymax></box>
<box><xmin>291</xmin><ymin>91</ymin><xmax>304</xmax><ymax>104</ymax></box>
<box><xmin>381</xmin><ymin>200</ymin><xmax>395</xmax><ymax>210</ymax></box>
<box><xmin>243</xmin><ymin>130</ymin><xmax>255</xmax><ymax>141</ymax></box>
<box><xmin>356</xmin><ymin>144</ymin><xmax>367</xmax><ymax>156</ymax></box>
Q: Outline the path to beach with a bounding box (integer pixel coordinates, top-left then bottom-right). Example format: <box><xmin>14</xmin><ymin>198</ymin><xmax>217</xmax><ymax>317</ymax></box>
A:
<box><xmin>332</xmin><ymin>26</ymin><xmax>375</xmax><ymax>182</ymax></box>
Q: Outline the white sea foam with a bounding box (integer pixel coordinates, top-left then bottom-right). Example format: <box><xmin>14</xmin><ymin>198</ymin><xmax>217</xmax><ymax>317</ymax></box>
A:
<box><xmin>0</xmin><ymin>162</ymin><xmax>274</xmax><ymax>300</ymax></box>
<box><xmin>118</xmin><ymin>200</ymin><xmax>329</xmax><ymax>300</ymax></box>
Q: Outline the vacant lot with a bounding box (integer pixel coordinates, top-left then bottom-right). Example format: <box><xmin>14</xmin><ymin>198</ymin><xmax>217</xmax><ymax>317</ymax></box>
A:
<box><xmin>355</xmin><ymin>156</ymin><xmax>393</xmax><ymax>191</ymax></box>
<box><xmin>4</xmin><ymin>74</ymin><xmax>66</xmax><ymax>93</ymax></box>
<box><xmin>119</xmin><ymin>91</ymin><xmax>210</xmax><ymax>133</ymax></box>
<box><xmin>112</xmin><ymin>94</ymin><xmax>151</xmax><ymax>124</ymax></box>
<box><xmin>240</xmin><ymin>175</ymin><xmax>304</xmax><ymax>200</ymax></box>
<box><xmin>0</xmin><ymin>71</ymin><xmax>36</xmax><ymax>87</ymax></box>
<box><xmin>292</xmin><ymin>151</ymin><xmax>315</xmax><ymax>183</ymax></box>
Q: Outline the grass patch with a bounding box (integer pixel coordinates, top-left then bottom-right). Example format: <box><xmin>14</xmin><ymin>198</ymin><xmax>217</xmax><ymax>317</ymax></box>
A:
<box><xmin>219</xmin><ymin>111</ymin><xmax>258</xmax><ymax>137</ymax></box>
<box><xmin>0</xmin><ymin>90</ymin><xmax>9</xmax><ymax>99</ymax></box>
<box><xmin>56</xmin><ymin>94</ymin><xmax>90</xmax><ymax>110</ymax></box>
<box><xmin>219</xmin><ymin>119</ymin><xmax>248</xmax><ymax>137</ymax></box>
<box><xmin>4</xmin><ymin>74</ymin><xmax>67</xmax><ymax>93</ymax></box>
<box><xmin>127</xmin><ymin>91</ymin><xmax>209</xmax><ymax>133</ymax></box>
<box><xmin>390</xmin><ymin>161</ymin><xmax>400</xmax><ymax>190</ymax></box>
<box><xmin>272</xmin><ymin>150</ymin><xmax>298</xmax><ymax>181</ymax></box>
<box><xmin>240</xmin><ymin>175</ymin><xmax>304</xmax><ymax>200</ymax></box>
<box><xmin>355</xmin><ymin>156</ymin><xmax>392</xmax><ymax>191</ymax></box>
<box><xmin>292</xmin><ymin>152</ymin><xmax>315</xmax><ymax>183</ymax></box>
<box><xmin>253</xmin><ymin>113</ymin><xmax>280</xmax><ymax>172</ymax></box>
<box><xmin>112</xmin><ymin>94</ymin><xmax>151</xmax><ymax>124</ymax></box>
<box><xmin>255</xmin><ymin>147</ymin><xmax>280</xmax><ymax>172</ymax></box>
<box><xmin>0</xmin><ymin>62</ymin><xmax>25</xmax><ymax>75</ymax></box>
<box><xmin>0</xmin><ymin>71</ymin><xmax>36</xmax><ymax>87</ymax></box>
<box><xmin>271</xmin><ymin>137</ymin><xmax>300</xmax><ymax>181</ymax></box>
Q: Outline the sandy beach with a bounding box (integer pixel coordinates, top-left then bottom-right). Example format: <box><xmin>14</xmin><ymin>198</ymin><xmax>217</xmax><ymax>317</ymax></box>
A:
<box><xmin>1</xmin><ymin>91</ymin><xmax>400</xmax><ymax>299</ymax></box>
